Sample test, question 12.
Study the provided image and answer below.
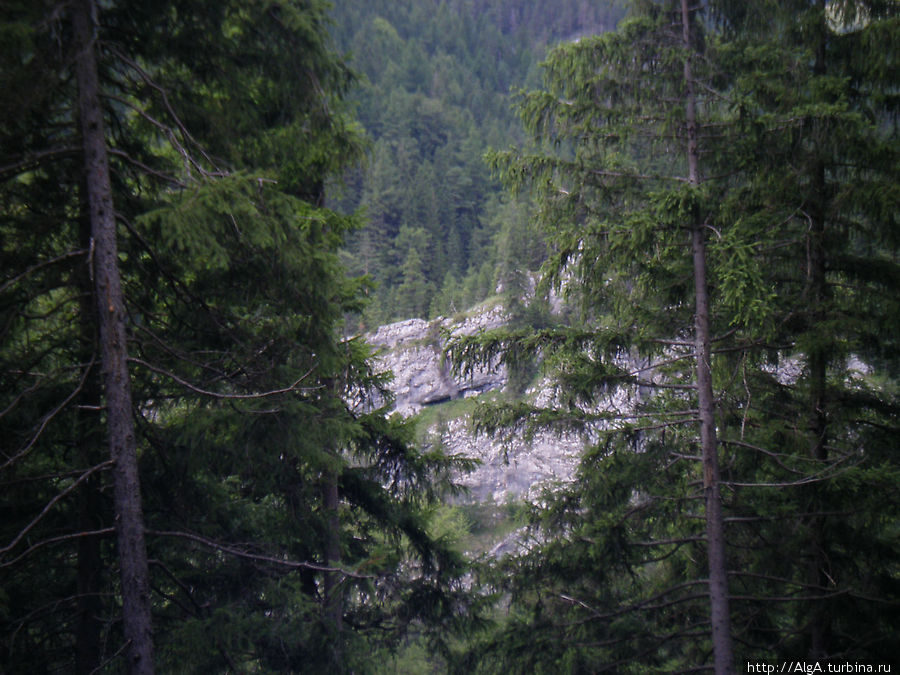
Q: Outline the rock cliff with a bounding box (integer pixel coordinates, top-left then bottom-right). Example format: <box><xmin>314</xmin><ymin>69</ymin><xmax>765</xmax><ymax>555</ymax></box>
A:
<box><xmin>365</xmin><ymin>302</ymin><xmax>636</xmax><ymax>504</ymax></box>
<box><xmin>366</xmin><ymin>305</ymin><xmax>508</xmax><ymax>417</ymax></box>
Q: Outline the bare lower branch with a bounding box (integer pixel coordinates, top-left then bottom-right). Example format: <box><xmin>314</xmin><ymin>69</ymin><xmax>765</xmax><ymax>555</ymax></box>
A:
<box><xmin>0</xmin><ymin>146</ymin><xmax>81</xmax><ymax>179</ymax></box>
<box><xmin>0</xmin><ymin>462</ymin><xmax>114</xmax><ymax>558</ymax></box>
<box><xmin>720</xmin><ymin>438</ymin><xmax>820</xmax><ymax>475</ymax></box>
<box><xmin>0</xmin><ymin>528</ymin><xmax>116</xmax><ymax>569</ymax></box>
<box><xmin>1</xmin><ymin>360</ymin><xmax>96</xmax><ymax>470</ymax></box>
<box><xmin>729</xmin><ymin>589</ymin><xmax>851</xmax><ymax>603</ymax></box>
<box><xmin>148</xmin><ymin>559</ymin><xmax>206</xmax><ymax>614</ymax></box>
<box><xmin>147</xmin><ymin>530</ymin><xmax>375</xmax><ymax>578</ymax></box>
<box><xmin>630</xmin><ymin>536</ymin><xmax>705</xmax><ymax>547</ymax></box>
<box><xmin>0</xmin><ymin>248</ymin><xmax>88</xmax><ymax>295</ymax></box>
<box><xmin>128</xmin><ymin>357</ymin><xmax>320</xmax><ymax>399</ymax></box>
<box><xmin>89</xmin><ymin>637</ymin><xmax>130</xmax><ymax>674</ymax></box>
<box><xmin>107</xmin><ymin>48</ymin><xmax>226</xmax><ymax>176</ymax></box>
<box><xmin>108</xmin><ymin>147</ymin><xmax>187</xmax><ymax>187</ymax></box>
<box><xmin>559</xmin><ymin>581</ymin><xmax>711</xmax><ymax>623</ymax></box>
<box><xmin>722</xmin><ymin>454</ymin><xmax>860</xmax><ymax>488</ymax></box>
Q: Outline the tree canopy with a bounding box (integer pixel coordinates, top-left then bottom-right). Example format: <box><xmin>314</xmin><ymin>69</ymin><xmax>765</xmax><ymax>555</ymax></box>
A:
<box><xmin>1</xmin><ymin>1</ymin><xmax>473</xmax><ymax>671</ymax></box>
<box><xmin>2</xmin><ymin>1</ymin><xmax>897</xmax><ymax>673</ymax></box>
<box><xmin>449</xmin><ymin>0</ymin><xmax>899</xmax><ymax>671</ymax></box>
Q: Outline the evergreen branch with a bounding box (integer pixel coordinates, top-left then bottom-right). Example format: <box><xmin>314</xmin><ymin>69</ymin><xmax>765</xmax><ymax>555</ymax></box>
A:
<box><xmin>586</xmin><ymin>624</ymin><xmax>715</xmax><ymax>673</ymax></box>
<box><xmin>147</xmin><ymin>530</ymin><xmax>376</xmax><ymax>578</ymax></box>
<box><xmin>0</xmin><ymin>528</ymin><xmax>116</xmax><ymax>569</ymax></box>
<box><xmin>128</xmin><ymin>356</ymin><xmax>320</xmax><ymax>399</ymax></box>
<box><xmin>0</xmin><ymin>461</ymin><xmax>114</xmax><ymax>558</ymax></box>
<box><xmin>116</xmin><ymin>212</ymin><xmax>239</xmax><ymax>343</ymax></box>
<box><xmin>850</xmin><ymin>418</ymin><xmax>900</xmax><ymax>434</ymax></box>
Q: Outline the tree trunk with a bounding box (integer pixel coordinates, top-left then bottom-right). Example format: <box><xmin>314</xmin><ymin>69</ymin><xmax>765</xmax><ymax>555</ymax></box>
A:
<box><xmin>74</xmin><ymin>166</ymin><xmax>106</xmax><ymax>675</ymax></box>
<box><xmin>75</xmin><ymin>469</ymin><xmax>103</xmax><ymax>675</ymax></box>
<box><xmin>323</xmin><ymin>467</ymin><xmax>343</xmax><ymax>667</ymax></box>
<box><xmin>74</xmin><ymin>201</ymin><xmax>103</xmax><ymax>673</ymax></box>
<box><xmin>72</xmin><ymin>1</ymin><xmax>154</xmax><ymax>672</ymax></box>
<box><xmin>805</xmin><ymin>2</ymin><xmax>832</xmax><ymax>658</ymax></box>
<box><xmin>681</xmin><ymin>1</ymin><xmax>734</xmax><ymax>672</ymax></box>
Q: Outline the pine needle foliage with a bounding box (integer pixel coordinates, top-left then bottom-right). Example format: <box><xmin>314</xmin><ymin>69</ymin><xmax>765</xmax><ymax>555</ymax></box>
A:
<box><xmin>2</xmin><ymin>1</ymin><xmax>478</xmax><ymax>671</ymax></box>
<box><xmin>450</xmin><ymin>0</ymin><xmax>899</xmax><ymax>671</ymax></box>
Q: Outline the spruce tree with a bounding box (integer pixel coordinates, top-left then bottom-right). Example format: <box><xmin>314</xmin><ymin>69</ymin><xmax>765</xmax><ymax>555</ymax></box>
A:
<box><xmin>706</xmin><ymin>0</ymin><xmax>900</xmax><ymax>661</ymax></box>
<box><xmin>451</xmin><ymin>0</ymin><xmax>898</xmax><ymax>670</ymax></box>
<box><xmin>2</xmin><ymin>1</ymin><xmax>474</xmax><ymax>671</ymax></box>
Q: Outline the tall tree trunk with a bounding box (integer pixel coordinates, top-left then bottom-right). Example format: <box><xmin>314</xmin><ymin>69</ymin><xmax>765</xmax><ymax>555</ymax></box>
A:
<box><xmin>806</xmin><ymin>6</ymin><xmax>831</xmax><ymax>655</ymax></box>
<box><xmin>806</xmin><ymin>216</ymin><xmax>830</xmax><ymax>659</ymax></box>
<box><xmin>322</xmin><ymin>467</ymin><xmax>343</xmax><ymax>667</ymax></box>
<box><xmin>75</xmin><ymin>175</ymin><xmax>103</xmax><ymax>675</ymax></box>
<box><xmin>72</xmin><ymin>1</ymin><xmax>154</xmax><ymax>672</ymax></box>
<box><xmin>805</xmin><ymin>2</ymin><xmax>832</xmax><ymax>658</ymax></box>
<box><xmin>681</xmin><ymin>2</ymin><xmax>734</xmax><ymax>672</ymax></box>
<box><xmin>75</xmin><ymin>467</ymin><xmax>103</xmax><ymax>675</ymax></box>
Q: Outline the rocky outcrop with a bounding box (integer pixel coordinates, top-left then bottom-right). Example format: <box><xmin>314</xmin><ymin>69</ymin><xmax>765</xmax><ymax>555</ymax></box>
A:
<box><xmin>431</xmin><ymin>416</ymin><xmax>585</xmax><ymax>503</ymax></box>
<box><xmin>365</xmin><ymin>303</ymin><xmax>610</xmax><ymax>503</ymax></box>
<box><xmin>366</xmin><ymin>305</ymin><xmax>508</xmax><ymax>417</ymax></box>
<box><xmin>364</xmin><ymin>303</ymin><xmax>648</xmax><ymax>504</ymax></box>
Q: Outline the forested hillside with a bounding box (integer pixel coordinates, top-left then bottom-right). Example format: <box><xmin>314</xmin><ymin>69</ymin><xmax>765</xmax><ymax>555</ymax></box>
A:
<box><xmin>327</xmin><ymin>0</ymin><xmax>625</xmax><ymax>327</ymax></box>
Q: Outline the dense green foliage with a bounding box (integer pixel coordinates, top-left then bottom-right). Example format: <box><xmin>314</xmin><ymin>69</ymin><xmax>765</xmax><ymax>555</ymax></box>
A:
<box><xmin>328</xmin><ymin>0</ymin><xmax>625</xmax><ymax>327</ymax></box>
<box><xmin>1</xmin><ymin>1</ymin><xmax>474</xmax><ymax>671</ymax></box>
<box><xmin>449</xmin><ymin>0</ymin><xmax>900</xmax><ymax>671</ymax></box>
<box><xmin>2</xmin><ymin>1</ymin><xmax>897</xmax><ymax>673</ymax></box>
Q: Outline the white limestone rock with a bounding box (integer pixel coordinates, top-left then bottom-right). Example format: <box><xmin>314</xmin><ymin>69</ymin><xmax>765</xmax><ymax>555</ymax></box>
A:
<box><xmin>366</xmin><ymin>306</ymin><xmax>509</xmax><ymax>417</ymax></box>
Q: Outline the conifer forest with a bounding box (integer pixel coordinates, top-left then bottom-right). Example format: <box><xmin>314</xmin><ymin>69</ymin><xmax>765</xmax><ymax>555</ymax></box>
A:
<box><xmin>1</xmin><ymin>1</ymin><xmax>898</xmax><ymax>673</ymax></box>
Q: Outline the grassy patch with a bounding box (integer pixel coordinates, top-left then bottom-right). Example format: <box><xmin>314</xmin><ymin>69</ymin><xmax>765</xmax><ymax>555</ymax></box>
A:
<box><xmin>411</xmin><ymin>396</ymin><xmax>481</xmax><ymax>435</ymax></box>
